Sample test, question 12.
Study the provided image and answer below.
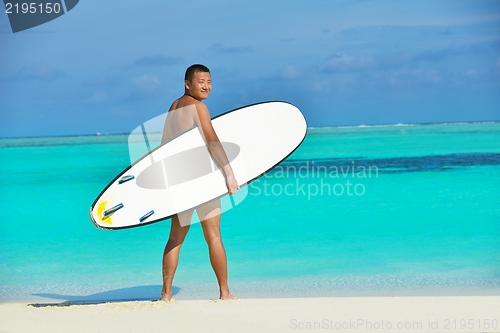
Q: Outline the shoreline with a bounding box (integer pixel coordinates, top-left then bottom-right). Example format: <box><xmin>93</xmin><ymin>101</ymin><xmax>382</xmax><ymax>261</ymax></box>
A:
<box><xmin>2</xmin><ymin>280</ymin><xmax>499</xmax><ymax>305</ymax></box>
<box><xmin>1</xmin><ymin>296</ymin><xmax>499</xmax><ymax>333</ymax></box>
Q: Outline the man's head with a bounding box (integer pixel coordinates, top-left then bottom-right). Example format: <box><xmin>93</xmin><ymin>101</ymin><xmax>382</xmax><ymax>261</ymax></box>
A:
<box><xmin>184</xmin><ymin>64</ymin><xmax>212</xmax><ymax>101</ymax></box>
<box><xmin>185</xmin><ymin>64</ymin><xmax>210</xmax><ymax>82</ymax></box>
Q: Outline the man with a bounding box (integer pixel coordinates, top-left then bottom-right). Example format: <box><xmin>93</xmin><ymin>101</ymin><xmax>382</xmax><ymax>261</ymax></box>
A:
<box><xmin>160</xmin><ymin>64</ymin><xmax>239</xmax><ymax>301</ymax></box>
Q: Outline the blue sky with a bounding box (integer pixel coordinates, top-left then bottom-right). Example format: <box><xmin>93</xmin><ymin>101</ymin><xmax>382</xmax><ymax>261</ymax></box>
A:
<box><xmin>1</xmin><ymin>0</ymin><xmax>499</xmax><ymax>137</ymax></box>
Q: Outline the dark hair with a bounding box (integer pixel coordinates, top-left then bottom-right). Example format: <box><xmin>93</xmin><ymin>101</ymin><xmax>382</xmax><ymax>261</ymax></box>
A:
<box><xmin>185</xmin><ymin>64</ymin><xmax>210</xmax><ymax>82</ymax></box>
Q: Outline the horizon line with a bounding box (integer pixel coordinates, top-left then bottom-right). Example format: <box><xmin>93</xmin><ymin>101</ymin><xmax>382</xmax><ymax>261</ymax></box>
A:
<box><xmin>1</xmin><ymin>119</ymin><xmax>499</xmax><ymax>140</ymax></box>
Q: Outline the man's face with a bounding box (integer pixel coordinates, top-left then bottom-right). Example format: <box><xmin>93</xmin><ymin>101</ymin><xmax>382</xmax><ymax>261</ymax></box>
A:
<box><xmin>185</xmin><ymin>71</ymin><xmax>212</xmax><ymax>100</ymax></box>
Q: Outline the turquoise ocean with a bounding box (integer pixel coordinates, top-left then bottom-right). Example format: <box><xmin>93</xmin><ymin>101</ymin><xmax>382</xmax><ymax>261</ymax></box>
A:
<box><xmin>1</xmin><ymin>122</ymin><xmax>499</xmax><ymax>303</ymax></box>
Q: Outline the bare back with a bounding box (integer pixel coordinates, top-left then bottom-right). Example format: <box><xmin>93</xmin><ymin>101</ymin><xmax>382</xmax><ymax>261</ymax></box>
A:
<box><xmin>162</xmin><ymin>96</ymin><xmax>201</xmax><ymax>143</ymax></box>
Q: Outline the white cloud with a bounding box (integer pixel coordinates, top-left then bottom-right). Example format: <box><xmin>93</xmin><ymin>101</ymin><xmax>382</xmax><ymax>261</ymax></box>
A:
<box><xmin>86</xmin><ymin>76</ymin><xmax>109</xmax><ymax>86</ymax></box>
<box><xmin>280</xmin><ymin>66</ymin><xmax>300</xmax><ymax>80</ymax></box>
<box><xmin>310</xmin><ymin>81</ymin><xmax>329</xmax><ymax>92</ymax></box>
<box><xmin>110</xmin><ymin>107</ymin><xmax>132</xmax><ymax>116</ymax></box>
<box><xmin>17</xmin><ymin>64</ymin><xmax>63</xmax><ymax>80</ymax></box>
<box><xmin>386</xmin><ymin>69</ymin><xmax>442</xmax><ymax>85</ymax></box>
<box><xmin>325</xmin><ymin>53</ymin><xmax>376</xmax><ymax>72</ymax></box>
<box><xmin>133</xmin><ymin>55</ymin><xmax>180</xmax><ymax>67</ymax></box>
<box><xmin>132</xmin><ymin>74</ymin><xmax>161</xmax><ymax>92</ymax></box>
<box><xmin>424</xmin><ymin>71</ymin><xmax>441</xmax><ymax>84</ymax></box>
<box><xmin>85</xmin><ymin>92</ymin><xmax>108</xmax><ymax>104</ymax></box>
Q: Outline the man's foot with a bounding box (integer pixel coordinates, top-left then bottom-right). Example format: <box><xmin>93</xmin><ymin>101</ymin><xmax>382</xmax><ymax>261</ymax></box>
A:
<box><xmin>219</xmin><ymin>292</ymin><xmax>238</xmax><ymax>300</ymax></box>
<box><xmin>160</xmin><ymin>289</ymin><xmax>174</xmax><ymax>302</ymax></box>
<box><xmin>159</xmin><ymin>296</ymin><xmax>175</xmax><ymax>302</ymax></box>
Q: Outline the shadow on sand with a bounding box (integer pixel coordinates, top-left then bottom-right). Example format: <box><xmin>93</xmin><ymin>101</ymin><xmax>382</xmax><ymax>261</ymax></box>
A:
<box><xmin>30</xmin><ymin>285</ymin><xmax>180</xmax><ymax>307</ymax></box>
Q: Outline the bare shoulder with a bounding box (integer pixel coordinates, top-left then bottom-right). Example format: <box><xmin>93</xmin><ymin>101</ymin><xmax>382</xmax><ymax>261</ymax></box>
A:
<box><xmin>194</xmin><ymin>101</ymin><xmax>209</xmax><ymax>113</ymax></box>
<box><xmin>169</xmin><ymin>99</ymin><xmax>181</xmax><ymax>111</ymax></box>
<box><xmin>172</xmin><ymin>95</ymin><xmax>208</xmax><ymax>111</ymax></box>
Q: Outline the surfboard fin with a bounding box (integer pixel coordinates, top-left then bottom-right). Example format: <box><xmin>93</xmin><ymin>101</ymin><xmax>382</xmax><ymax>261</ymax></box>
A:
<box><xmin>139</xmin><ymin>210</ymin><xmax>154</xmax><ymax>223</ymax></box>
<box><xmin>118</xmin><ymin>175</ymin><xmax>135</xmax><ymax>184</ymax></box>
<box><xmin>103</xmin><ymin>203</ymin><xmax>124</xmax><ymax>217</ymax></box>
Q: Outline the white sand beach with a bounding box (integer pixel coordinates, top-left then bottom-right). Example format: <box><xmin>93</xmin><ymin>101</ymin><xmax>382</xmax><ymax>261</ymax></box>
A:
<box><xmin>1</xmin><ymin>296</ymin><xmax>499</xmax><ymax>333</ymax></box>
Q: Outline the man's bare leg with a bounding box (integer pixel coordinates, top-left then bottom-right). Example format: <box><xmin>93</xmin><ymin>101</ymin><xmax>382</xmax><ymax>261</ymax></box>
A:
<box><xmin>198</xmin><ymin>202</ymin><xmax>237</xmax><ymax>300</ymax></box>
<box><xmin>161</xmin><ymin>213</ymin><xmax>191</xmax><ymax>301</ymax></box>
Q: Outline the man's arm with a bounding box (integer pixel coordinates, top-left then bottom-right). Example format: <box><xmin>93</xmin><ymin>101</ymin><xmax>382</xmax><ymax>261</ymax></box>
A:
<box><xmin>194</xmin><ymin>103</ymin><xmax>239</xmax><ymax>194</ymax></box>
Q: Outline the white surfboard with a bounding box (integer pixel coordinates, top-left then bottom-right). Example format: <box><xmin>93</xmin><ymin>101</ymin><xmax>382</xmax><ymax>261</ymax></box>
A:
<box><xmin>89</xmin><ymin>101</ymin><xmax>307</xmax><ymax>230</ymax></box>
